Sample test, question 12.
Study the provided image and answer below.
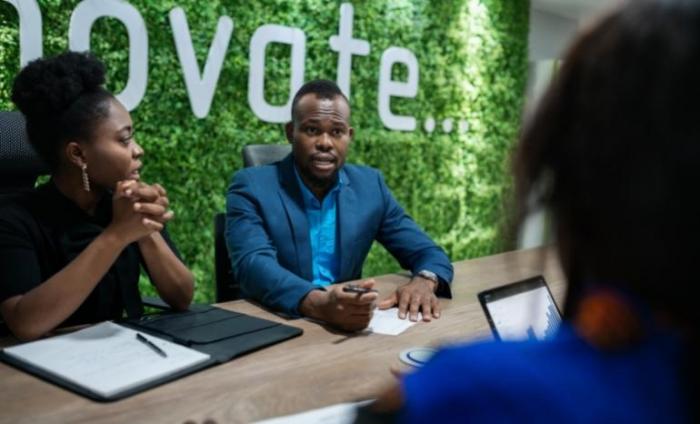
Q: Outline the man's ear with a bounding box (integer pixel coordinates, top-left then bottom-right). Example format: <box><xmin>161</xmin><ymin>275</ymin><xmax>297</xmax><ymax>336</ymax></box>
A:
<box><xmin>65</xmin><ymin>141</ymin><xmax>87</xmax><ymax>168</ymax></box>
<box><xmin>285</xmin><ymin>122</ymin><xmax>294</xmax><ymax>144</ymax></box>
<box><xmin>348</xmin><ymin>127</ymin><xmax>354</xmax><ymax>141</ymax></box>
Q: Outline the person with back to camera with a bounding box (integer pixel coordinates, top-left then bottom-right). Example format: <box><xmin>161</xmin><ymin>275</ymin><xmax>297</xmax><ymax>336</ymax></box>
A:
<box><xmin>0</xmin><ymin>52</ymin><xmax>194</xmax><ymax>341</ymax></box>
<box><xmin>357</xmin><ymin>1</ymin><xmax>697</xmax><ymax>422</ymax></box>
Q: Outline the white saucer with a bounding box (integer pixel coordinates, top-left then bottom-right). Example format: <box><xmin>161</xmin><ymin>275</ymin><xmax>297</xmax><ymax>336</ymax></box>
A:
<box><xmin>399</xmin><ymin>347</ymin><xmax>437</xmax><ymax>367</ymax></box>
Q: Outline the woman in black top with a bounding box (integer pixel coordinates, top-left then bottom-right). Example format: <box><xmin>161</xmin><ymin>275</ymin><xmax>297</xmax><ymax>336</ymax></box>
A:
<box><xmin>0</xmin><ymin>52</ymin><xmax>194</xmax><ymax>340</ymax></box>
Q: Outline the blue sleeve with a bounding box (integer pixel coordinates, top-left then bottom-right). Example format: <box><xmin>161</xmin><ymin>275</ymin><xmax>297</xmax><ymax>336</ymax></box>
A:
<box><xmin>225</xmin><ymin>171</ymin><xmax>317</xmax><ymax>316</ymax></box>
<box><xmin>374</xmin><ymin>171</ymin><xmax>453</xmax><ymax>296</ymax></box>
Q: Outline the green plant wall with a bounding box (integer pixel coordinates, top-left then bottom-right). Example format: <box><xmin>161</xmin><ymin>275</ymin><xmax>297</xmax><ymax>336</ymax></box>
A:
<box><xmin>0</xmin><ymin>0</ymin><xmax>529</xmax><ymax>303</ymax></box>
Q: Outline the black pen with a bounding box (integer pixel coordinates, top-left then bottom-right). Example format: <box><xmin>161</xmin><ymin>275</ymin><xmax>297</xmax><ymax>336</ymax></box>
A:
<box><xmin>136</xmin><ymin>333</ymin><xmax>168</xmax><ymax>358</ymax></box>
<box><xmin>342</xmin><ymin>284</ymin><xmax>378</xmax><ymax>294</ymax></box>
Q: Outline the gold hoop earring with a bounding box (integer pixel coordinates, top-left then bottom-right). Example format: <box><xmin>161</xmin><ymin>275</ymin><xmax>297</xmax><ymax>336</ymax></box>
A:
<box><xmin>81</xmin><ymin>163</ymin><xmax>91</xmax><ymax>192</ymax></box>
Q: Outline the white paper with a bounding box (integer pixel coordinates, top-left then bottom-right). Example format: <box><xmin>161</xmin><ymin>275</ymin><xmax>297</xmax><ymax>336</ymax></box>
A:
<box><xmin>254</xmin><ymin>401</ymin><xmax>371</xmax><ymax>424</ymax></box>
<box><xmin>2</xmin><ymin>321</ymin><xmax>211</xmax><ymax>398</ymax></box>
<box><xmin>367</xmin><ymin>308</ymin><xmax>421</xmax><ymax>335</ymax></box>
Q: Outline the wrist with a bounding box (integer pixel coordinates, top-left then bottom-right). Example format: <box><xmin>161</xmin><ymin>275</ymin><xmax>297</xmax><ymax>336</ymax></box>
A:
<box><xmin>415</xmin><ymin>270</ymin><xmax>439</xmax><ymax>292</ymax></box>
<box><xmin>137</xmin><ymin>231</ymin><xmax>161</xmax><ymax>246</ymax></box>
<box><xmin>415</xmin><ymin>277</ymin><xmax>437</xmax><ymax>292</ymax></box>
<box><xmin>99</xmin><ymin>227</ymin><xmax>130</xmax><ymax>251</ymax></box>
<box><xmin>299</xmin><ymin>289</ymin><xmax>328</xmax><ymax>320</ymax></box>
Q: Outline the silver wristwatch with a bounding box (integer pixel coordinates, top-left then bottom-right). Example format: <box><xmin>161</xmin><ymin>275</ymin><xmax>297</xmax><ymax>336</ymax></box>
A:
<box><xmin>416</xmin><ymin>270</ymin><xmax>439</xmax><ymax>290</ymax></box>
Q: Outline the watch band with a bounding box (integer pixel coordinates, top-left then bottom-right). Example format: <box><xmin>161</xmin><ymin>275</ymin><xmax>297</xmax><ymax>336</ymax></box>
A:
<box><xmin>416</xmin><ymin>270</ymin><xmax>439</xmax><ymax>290</ymax></box>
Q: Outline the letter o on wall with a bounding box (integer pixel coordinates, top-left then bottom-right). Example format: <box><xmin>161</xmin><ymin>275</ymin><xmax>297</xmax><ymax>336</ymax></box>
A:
<box><xmin>69</xmin><ymin>0</ymin><xmax>148</xmax><ymax>111</ymax></box>
<box><xmin>3</xmin><ymin>0</ymin><xmax>43</xmax><ymax>67</ymax></box>
<box><xmin>248</xmin><ymin>24</ymin><xmax>306</xmax><ymax>123</ymax></box>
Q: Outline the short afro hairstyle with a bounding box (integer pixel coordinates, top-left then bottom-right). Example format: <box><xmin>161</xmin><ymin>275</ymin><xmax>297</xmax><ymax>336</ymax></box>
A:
<box><xmin>11</xmin><ymin>51</ymin><xmax>114</xmax><ymax>171</ymax></box>
<box><xmin>290</xmin><ymin>79</ymin><xmax>349</xmax><ymax>123</ymax></box>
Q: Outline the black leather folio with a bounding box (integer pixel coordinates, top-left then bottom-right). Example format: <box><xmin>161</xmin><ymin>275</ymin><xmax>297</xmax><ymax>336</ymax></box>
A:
<box><xmin>0</xmin><ymin>305</ymin><xmax>302</xmax><ymax>403</ymax></box>
<box><xmin>120</xmin><ymin>305</ymin><xmax>303</xmax><ymax>363</ymax></box>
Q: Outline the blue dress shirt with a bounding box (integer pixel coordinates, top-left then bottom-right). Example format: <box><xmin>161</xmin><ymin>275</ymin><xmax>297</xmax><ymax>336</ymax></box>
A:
<box><xmin>293</xmin><ymin>167</ymin><xmax>342</xmax><ymax>287</ymax></box>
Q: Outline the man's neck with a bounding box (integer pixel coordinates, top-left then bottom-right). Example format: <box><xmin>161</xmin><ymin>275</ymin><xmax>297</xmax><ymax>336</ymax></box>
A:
<box><xmin>302</xmin><ymin>175</ymin><xmax>333</xmax><ymax>200</ymax></box>
<box><xmin>294</xmin><ymin>165</ymin><xmax>339</xmax><ymax>200</ymax></box>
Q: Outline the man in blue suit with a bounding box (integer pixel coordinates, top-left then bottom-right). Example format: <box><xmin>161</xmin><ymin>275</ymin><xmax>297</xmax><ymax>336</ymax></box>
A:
<box><xmin>226</xmin><ymin>80</ymin><xmax>453</xmax><ymax>331</ymax></box>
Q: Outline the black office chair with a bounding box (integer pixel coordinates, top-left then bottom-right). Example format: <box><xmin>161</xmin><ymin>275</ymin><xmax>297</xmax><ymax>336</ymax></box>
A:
<box><xmin>214</xmin><ymin>144</ymin><xmax>292</xmax><ymax>303</ymax></box>
<box><xmin>242</xmin><ymin>143</ymin><xmax>291</xmax><ymax>168</ymax></box>
<box><xmin>0</xmin><ymin>112</ymin><xmax>48</xmax><ymax>336</ymax></box>
<box><xmin>0</xmin><ymin>111</ymin><xmax>49</xmax><ymax>192</ymax></box>
<box><xmin>0</xmin><ymin>111</ymin><xmax>167</xmax><ymax>318</ymax></box>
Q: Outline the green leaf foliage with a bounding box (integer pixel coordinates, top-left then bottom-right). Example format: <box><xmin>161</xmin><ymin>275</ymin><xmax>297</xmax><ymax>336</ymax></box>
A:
<box><xmin>0</xmin><ymin>0</ymin><xmax>529</xmax><ymax>303</ymax></box>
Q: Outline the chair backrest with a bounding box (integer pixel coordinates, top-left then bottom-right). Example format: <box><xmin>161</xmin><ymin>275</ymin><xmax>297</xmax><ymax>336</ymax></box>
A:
<box><xmin>0</xmin><ymin>111</ymin><xmax>48</xmax><ymax>335</ymax></box>
<box><xmin>214</xmin><ymin>144</ymin><xmax>292</xmax><ymax>303</ymax></box>
<box><xmin>0</xmin><ymin>111</ymin><xmax>49</xmax><ymax>193</ymax></box>
<box><xmin>242</xmin><ymin>144</ymin><xmax>291</xmax><ymax>167</ymax></box>
<box><xmin>214</xmin><ymin>212</ymin><xmax>234</xmax><ymax>302</ymax></box>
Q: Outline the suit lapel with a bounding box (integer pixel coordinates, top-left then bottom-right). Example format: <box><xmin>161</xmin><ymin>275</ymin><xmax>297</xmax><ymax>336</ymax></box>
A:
<box><xmin>278</xmin><ymin>155</ymin><xmax>313</xmax><ymax>280</ymax></box>
<box><xmin>337</xmin><ymin>167</ymin><xmax>356</xmax><ymax>280</ymax></box>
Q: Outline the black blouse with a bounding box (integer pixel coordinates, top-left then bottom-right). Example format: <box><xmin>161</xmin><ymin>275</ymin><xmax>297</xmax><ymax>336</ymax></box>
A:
<box><xmin>0</xmin><ymin>181</ymin><xmax>182</xmax><ymax>327</ymax></box>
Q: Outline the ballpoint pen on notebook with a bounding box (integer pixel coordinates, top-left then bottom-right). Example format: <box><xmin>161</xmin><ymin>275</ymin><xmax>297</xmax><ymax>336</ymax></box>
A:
<box><xmin>136</xmin><ymin>333</ymin><xmax>168</xmax><ymax>358</ymax></box>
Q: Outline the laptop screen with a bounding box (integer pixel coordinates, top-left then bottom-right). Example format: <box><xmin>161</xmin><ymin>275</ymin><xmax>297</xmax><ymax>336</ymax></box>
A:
<box><xmin>478</xmin><ymin>276</ymin><xmax>562</xmax><ymax>341</ymax></box>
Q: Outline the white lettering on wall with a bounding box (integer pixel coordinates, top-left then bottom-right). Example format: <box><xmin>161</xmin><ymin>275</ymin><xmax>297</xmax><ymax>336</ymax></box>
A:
<box><xmin>3</xmin><ymin>0</ymin><xmax>42</xmax><ymax>67</ymax></box>
<box><xmin>248</xmin><ymin>24</ymin><xmax>306</xmax><ymax>123</ymax></box>
<box><xmin>8</xmin><ymin>2</ymin><xmax>427</xmax><ymax>131</ymax></box>
<box><xmin>328</xmin><ymin>3</ymin><xmax>369</xmax><ymax>100</ymax></box>
<box><xmin>169</xmin><ymin>7</ymin><xmax>234</xmax><ymax>119</ymax></box>
<box><xmin>69</xmin><ymin>0</ymin><xmax>148</xmax><ymax>111</ymax></box>
<box><xmin>378</xmin><ymin>47</ymin><xmax>419</xmax><ymax>131</ymax></box>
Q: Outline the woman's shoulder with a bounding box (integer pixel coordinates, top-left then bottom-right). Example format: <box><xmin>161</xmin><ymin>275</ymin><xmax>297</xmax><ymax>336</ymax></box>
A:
<box><xmin>0</xmin><ymin>185</ymin><xmax>57</xmax><ymax>236</ymax></box>
<box><xmin>401</xmin><ymin>325</ymin><xmax>687</xmax><ymax>423</ymax></box>
<box><xmin>0</xmin><ymin>189</ymin><xmax>40</xmax><ymax>223</ymax></box>
<box><xmin>412</xmin><ymin>327</ymin><xmax>588</xmax><ymax>384</ymax></box>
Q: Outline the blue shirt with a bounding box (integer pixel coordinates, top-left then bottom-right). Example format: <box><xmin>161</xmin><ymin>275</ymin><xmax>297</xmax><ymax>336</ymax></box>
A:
<box><xmin>294</xmin><ymin>167</ymin><xmax>342</xmax><ymax>287</ymax></box>
<box><xmin>400</xmin><ymin>324</ymin><xmax>688</xmax><ymax>423</ymax></box>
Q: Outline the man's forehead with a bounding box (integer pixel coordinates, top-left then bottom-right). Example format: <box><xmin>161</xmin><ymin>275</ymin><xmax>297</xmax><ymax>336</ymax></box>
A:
<box><xmin>296</xmin><ymin>94</ymin><xmax>350</xmax><ymax>119</ymax></box>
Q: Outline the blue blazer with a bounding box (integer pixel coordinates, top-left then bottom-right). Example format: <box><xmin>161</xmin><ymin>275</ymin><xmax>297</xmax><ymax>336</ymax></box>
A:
<box><xmin>225</xmin><ymin>154</ymin><xmax>453</xmax><ymax>316</ymax></box>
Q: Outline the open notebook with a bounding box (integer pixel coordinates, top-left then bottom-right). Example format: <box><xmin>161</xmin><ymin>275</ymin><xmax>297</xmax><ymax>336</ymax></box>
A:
<box><xmin>1</xmin><ymin>305</ymin><xmax>303</xmax><ymax>401</ymax></box>
<box><xmin>1</xmin><ymin>322</ymin><xmax>212</xmax><ymax>400</ymax></box>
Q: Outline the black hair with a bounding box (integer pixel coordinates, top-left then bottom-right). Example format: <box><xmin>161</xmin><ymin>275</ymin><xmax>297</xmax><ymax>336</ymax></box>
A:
<box><xmin>11</xmin><ymin>51</ymin><xmax>114</xmax><ymax>171</ymax></box>
<box><xmin>514</xmin><ymin>0</ymin><xmax>698</xmax><ymax>416</ymax></box>
<box><xmin>290</xmin><ymin>79</ymin><xmax>348</xmax><ymax>123</ymax></box>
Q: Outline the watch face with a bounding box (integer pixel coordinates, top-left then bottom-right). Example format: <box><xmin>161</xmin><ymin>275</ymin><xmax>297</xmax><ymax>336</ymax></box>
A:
<box><xmin>419</xmin><ymin>271</ymin><xmax>437</xmax><ymax>282</ymax></box>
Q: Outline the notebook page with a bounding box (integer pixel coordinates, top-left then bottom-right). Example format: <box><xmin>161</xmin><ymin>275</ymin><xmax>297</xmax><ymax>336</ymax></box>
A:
<box><xmin>3</xmin><ymin>321</ymin><xmax>211</xmax><ymax>397</ymax></box>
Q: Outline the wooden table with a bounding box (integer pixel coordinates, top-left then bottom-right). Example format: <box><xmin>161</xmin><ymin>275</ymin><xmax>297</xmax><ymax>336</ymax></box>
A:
<box><xmin>0</xmin><ymin>247</ymin><xmax>565</xmax><ymax>424</ymax></box>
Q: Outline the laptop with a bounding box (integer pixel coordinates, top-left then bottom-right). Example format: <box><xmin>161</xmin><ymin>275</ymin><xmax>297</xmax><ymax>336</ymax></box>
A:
<box><xmin>478</xmin><ymin>276</ymin><xmax>562</xmax><ymax>341</ymax></box>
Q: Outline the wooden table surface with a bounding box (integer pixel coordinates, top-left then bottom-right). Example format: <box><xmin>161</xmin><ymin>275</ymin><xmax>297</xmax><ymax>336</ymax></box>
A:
<box><xmin>0</xmin><ymin>246</ymin><xmax>565</xmax><ymax>424</ymax></box>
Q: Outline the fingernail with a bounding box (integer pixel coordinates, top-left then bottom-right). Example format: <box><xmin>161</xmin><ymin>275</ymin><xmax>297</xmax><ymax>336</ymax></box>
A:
<box><xmin>134</xmin><ymin>203</ymin><xmax>141</xmax><ymax>210</ymax></box>
<box><xmin>126</xmin><ymin>189</ymin><xmax>132</xmax><ymax>196</ymax></box>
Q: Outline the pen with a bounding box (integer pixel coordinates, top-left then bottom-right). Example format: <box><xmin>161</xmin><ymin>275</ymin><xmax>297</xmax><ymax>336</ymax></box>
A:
<box><xmin>342</xmin><ymin>284</ymin><xmax>378</xmax><ymax>294</ymax></box>
<box><xmin>136</xmin><ymin>333</ymin><xmax>168</xmax><ymax>358</ymax></box>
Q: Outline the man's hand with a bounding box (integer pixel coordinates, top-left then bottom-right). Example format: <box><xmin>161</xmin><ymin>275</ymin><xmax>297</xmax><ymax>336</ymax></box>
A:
<box><xmin>378</xmin><ymin>276</ymin><xmax>440</xmax><ymax>322</ymax></box>
<box><xmin>300</xmin><ymin>279</ymin><xmax>378</xmax><ymax>332</ymax></box>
